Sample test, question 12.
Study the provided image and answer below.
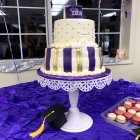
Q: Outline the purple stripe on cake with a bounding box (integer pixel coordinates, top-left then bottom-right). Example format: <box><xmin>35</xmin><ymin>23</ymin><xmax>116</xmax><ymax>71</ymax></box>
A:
<box><xmin>63</xmin><ymin>48</ymin><xmax>72</xmax><ymax>72</ymax></box>
<box><xmin>46</xmin><ymin>48</ymin><xmax>52</xmax><ymax>70</ymax></box>
<box><xmin>87</xmin><ymin>47</ymin><xmax>95</xmax><ymax>71</ymax></box>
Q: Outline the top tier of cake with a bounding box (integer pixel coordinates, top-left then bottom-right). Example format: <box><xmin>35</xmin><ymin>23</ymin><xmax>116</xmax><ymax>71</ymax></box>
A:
<box><xmin>52</xmin><ymin>19</ymin><xmax>96</xmax><ymax>48</ymax></box>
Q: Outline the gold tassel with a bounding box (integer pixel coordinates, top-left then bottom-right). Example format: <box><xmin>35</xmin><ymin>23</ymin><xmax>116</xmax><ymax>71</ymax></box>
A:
<box><xmin>29</xmin><ymin>119</ymin><xmax>45</xmax><ymax>138</ymax></box>
<box><xmin>76</xmin><ymin>48</ymin><xmax>82</xmax><ymax>72</ymax></box>
<box><xmin>29</xmin><ymin>111</ymin><xmax>54</xmax><ymax>138</ymax></box>
<box><xmin>53</xmin><ymin>48</ymin><xmax>59</xmax><ymax>71</ymax></box>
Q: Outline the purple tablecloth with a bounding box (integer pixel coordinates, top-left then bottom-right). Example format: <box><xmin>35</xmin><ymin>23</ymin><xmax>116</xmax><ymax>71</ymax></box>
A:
<box><xmin>0</xmin><ymin>79</ymin><xmax>140</xmax><ymax>140</ymax></box>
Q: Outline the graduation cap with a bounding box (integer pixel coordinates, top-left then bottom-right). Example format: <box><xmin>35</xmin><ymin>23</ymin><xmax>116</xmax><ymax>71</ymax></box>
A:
<box><xmin>29</xmin><ymin>103</ymin><xmax>67</xmax><ymax>138</ymax></box>
<box><xmin>132</xmin><ymin>128</ymin><xmax>140</xmax><ymax>140</ymax></box>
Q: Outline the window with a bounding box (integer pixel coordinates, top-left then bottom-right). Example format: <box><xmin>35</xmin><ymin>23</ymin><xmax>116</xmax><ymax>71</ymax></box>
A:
<box><xmin>0</xmin><ymin>0</ymin><xmax>47</xmax><ymax>59</ymax></box>
<box><xmin>0</xmin><ymin>0</ymin><xmax>133</xmax><ymax>64</ymax></box>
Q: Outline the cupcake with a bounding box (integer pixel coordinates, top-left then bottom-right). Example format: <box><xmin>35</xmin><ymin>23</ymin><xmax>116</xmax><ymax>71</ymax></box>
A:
<box><xmin>124</xmin><ymin>104</ymin><xmax>131</xmax><ymax>110</ymax></box>
<box><xmin>115</xmin><ymin>110</ymin><xmax>124</xmax><ymax>115</ymax></box>
<box><xmin>116</xmin><ymin>115</ymin><xmax>126</xmax><ymax>124</ymax></box>
<box><xmin>118</xmin><ymin>106</ymin><xmax>126</xmax><ymax>113</ymax></box>
<box><xmin>123</xmin><ymin>112</ymin><xmax>133</xmax><ymax>120</ymax></box>
<box><xmin>135</xmin><ymin>104</ymin><xmax>140</xmax><ymax>109</ymax></box>
<box><xmin>131</xmin><ymin>107</ymin><xmax>140</xmax><ymax>112</ymax></box>
<box><xmin>136</xmin><ymin>112</ymin><xmax>140</xmax><ymax>118</ymax></box>
<box><xmin>124</xmin><ymin>101</ymin><xmax>132</xmax><ymax>106</ymax></box>
<box><xmin>128</xmin><ymin>99</ymin><xmax>136</xmax><ymax>105</ymax></box>
<box><xmin>107</xmin><ymin>113</ymin><xmax>117</xmax><ymax>121</ymax></box>
<box><xmin>132</xmin><ymin>116</ymin><xmax>140</xmax><ymax>125</ymax></box>
<box><xmin>128</xmin><ymin>109</ymin><xmax>136</xmax><ymax>115</ymax></box>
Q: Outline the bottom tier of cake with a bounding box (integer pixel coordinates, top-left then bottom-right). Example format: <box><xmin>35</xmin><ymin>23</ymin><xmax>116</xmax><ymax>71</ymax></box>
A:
<box><xmin>41</xmin><ymin>46</ymin><xmax>105</xmax><ymax>76</ymax></box>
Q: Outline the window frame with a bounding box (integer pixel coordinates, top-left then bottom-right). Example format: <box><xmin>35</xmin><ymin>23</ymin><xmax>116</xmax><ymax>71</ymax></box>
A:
<box><xmin>0</xmin><ymin>0</ymin><xmax>136</xmax><ymax>66</ymax></box>
<box><xmin>0</xmin><ymin>0</ymin><xmax>48</xmax><ymax>59</ymax></box>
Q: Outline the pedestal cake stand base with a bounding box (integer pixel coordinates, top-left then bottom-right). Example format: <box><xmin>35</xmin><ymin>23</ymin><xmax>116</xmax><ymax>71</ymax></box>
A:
<box><xmin>61</xmin><ymin>109</ymin><xmax>93</xmax><ymax>132</ymax></box>
<box><xmin>37</xmin><ymin>68</ymin><xmax>112</xmax><ymax>133</ymax></box>
<box><xmin>61</xmin><ymin>90</ymin><xmax>93</xmax><ymax>132</ymax></box>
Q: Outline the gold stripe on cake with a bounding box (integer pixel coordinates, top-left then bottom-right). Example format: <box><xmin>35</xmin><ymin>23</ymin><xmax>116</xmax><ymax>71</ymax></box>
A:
<box><xmin>53</xmin><ymin>48</ymin><xmax>59</xmax><ymax>71</ymax></box>
<box><xmin>76</xmin><ymin>48</ymin><xmax>82</xmax><ymax>72</ymax></box>
<box><xmin>99</xmin><ymin>47</ymin><xmax>102</xmax><ymax>68</ymax></box>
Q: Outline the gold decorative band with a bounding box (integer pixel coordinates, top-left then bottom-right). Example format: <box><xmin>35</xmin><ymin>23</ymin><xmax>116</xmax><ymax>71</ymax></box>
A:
<box><xmin>53</xmin><ymin>48</ymin><xmax>59</xmax><ymax>71</ymax></box>
<box><xmin>99</xmin><ymin>47</ymin><xmax>102</xmax><ymax>68</ymax></box>
<box><xmin>76</xmin><ymin>48</ymin><xmax>82</xmax><ymax>72</ymax></box>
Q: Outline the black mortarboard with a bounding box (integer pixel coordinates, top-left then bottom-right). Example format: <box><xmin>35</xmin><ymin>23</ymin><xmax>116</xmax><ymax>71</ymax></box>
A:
<box><xmin>41</xmin><ymin>103</ymin><xmax>67</xmax><ymax>130</ymax></box>
<box><xmin>29</xmin><ymin>103</ymin><xmax>67</xmax><ymax>138</ymax></box>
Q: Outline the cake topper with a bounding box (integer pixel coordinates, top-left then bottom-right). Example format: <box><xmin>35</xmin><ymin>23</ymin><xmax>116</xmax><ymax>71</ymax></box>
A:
<box><xmin>64</xmin><ymin>5</ymin><xmax>83</xmax><ymax>19</ymax></box>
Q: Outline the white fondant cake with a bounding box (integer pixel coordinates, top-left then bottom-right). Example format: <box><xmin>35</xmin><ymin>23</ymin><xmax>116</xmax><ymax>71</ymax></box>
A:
<box><xmin>41</xmin><ymin>7</ymin><xmax>105</xmax><ymax>76</ymax></box>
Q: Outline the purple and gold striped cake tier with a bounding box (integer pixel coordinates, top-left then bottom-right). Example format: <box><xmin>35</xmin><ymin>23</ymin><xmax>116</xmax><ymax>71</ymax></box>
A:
<box><xmin>44</xmin><ymin>46</ymin><xmax>103</xmax><ymax>74</ymax></box>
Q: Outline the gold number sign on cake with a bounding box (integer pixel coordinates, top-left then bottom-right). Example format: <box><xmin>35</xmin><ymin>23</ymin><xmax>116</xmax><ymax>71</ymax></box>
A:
<box><xmin>76</xmin><ymin>48</ymin><xmax>82</xmax><ymax>72</ymax></box>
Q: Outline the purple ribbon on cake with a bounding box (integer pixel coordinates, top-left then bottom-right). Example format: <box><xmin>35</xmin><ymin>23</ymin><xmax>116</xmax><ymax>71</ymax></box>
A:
<box><xmin>65</xmin><ymin>5</ymin><xmax>83</xmax><ymax>18</ymax></box>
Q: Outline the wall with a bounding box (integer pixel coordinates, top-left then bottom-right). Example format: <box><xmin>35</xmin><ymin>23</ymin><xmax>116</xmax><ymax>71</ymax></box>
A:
<box><xmin>0</xmin><ymin>0</ymin><xmax>140</xmax><ymax>87</ymax></box>
<box><xmin>107</xmin><ymin>0</ymin><xmax>140</xmax><ymax>83</ymax></box>
<box><xmin>0</xmin><ymin>68</ymin><xmax>38</xmax><ymax>87</ymax></box>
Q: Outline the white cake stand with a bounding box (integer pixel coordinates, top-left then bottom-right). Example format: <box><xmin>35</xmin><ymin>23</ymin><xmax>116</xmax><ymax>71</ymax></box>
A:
<box><xmin>37</xmin><ymin>69</ymin><xmax>112</xmax><ymax>132</ymax></box>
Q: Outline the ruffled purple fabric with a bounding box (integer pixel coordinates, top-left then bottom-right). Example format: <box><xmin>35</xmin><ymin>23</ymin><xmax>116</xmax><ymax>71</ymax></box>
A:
<box><xmin>0</xmin><ymin>79</ymin><xmax>139</xmax><ymax>140</ymax></box>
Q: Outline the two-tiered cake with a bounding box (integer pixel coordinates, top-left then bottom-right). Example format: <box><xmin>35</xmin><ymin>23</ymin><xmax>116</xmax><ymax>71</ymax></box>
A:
<box><xmin>40</xmin><ymin>6</ymin><xmax>105</xmax><ymax>76</ymax></box>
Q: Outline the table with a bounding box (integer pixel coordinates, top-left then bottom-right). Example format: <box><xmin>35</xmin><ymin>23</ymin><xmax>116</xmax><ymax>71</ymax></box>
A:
<box><xmin>0</xmin><ymin>79</ymin><xmax>139</xmax><ymax>140</ymax></box>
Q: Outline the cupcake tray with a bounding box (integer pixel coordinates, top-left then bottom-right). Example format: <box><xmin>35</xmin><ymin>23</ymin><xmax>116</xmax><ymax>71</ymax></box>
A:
<box><xmin>101</xmin><ymin>97</ymin><xmax>140</xmax><ymax>135</ymax></box>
